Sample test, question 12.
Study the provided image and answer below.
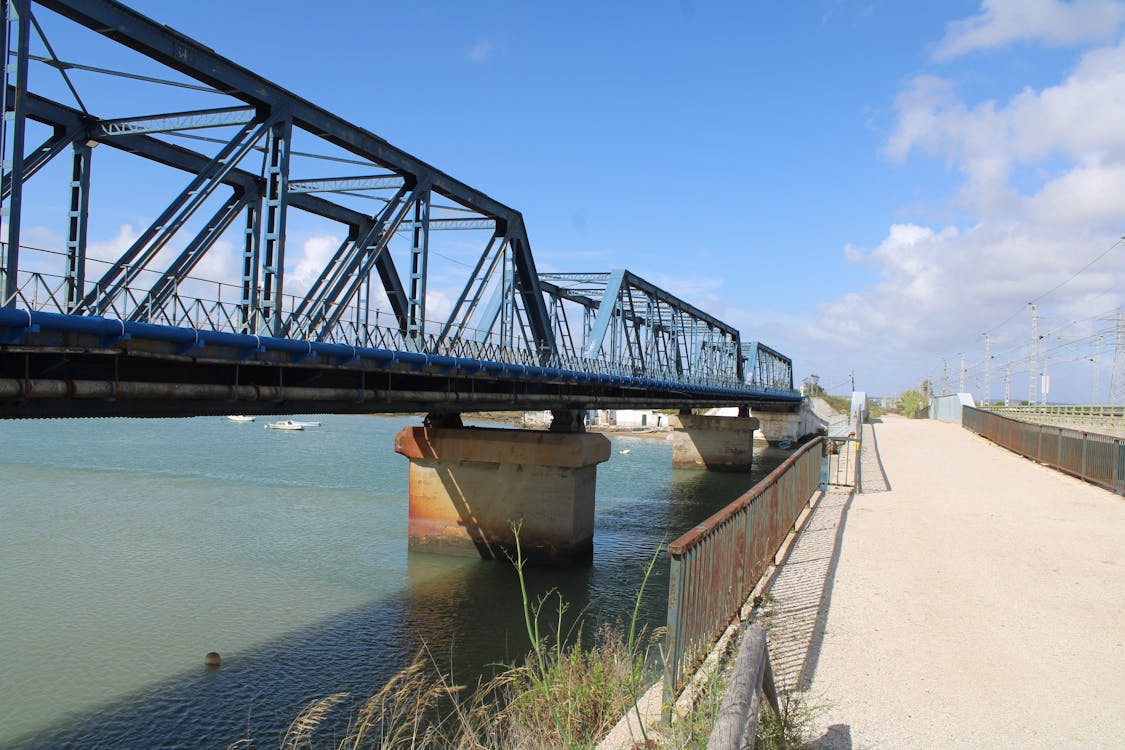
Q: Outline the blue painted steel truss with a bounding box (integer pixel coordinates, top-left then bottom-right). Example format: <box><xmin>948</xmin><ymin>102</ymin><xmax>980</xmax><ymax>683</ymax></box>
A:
<box><xmin>741</xmin><ymin>342</ymin><xmax>794</xmax><ymax>392</ymax></box>
<box><xmin>0</xmin><ymin>0</ymin><xmax>797</xmax><ymax>398</ymax></box>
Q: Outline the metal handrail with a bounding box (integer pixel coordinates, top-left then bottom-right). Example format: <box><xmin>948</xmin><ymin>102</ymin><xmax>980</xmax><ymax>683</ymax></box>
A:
<box><xmin>3</xmin><ymin>244</ymin><xmax>803</xmax><ymax>396</ymax></box>
<box><xmin>663</xmin><ymin>438</ymin><xmax>824</xmax><ymax>710</ymax></box>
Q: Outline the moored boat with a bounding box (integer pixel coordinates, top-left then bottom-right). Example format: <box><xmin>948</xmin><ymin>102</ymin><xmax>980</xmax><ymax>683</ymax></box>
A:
<box><xmin>265</xmin><ymin>420</ymin><xmax>304</xmax><ymax>431</ymax></box>
<box><xmin>227</xmin><ymin>415</ymin><xmax>255</xmax><ymax>423</ymax></box>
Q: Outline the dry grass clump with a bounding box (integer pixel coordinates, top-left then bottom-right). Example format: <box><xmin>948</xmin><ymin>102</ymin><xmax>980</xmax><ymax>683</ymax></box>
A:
<box><xmin>259</xmin><ymin>526</ymin><xmax>662</xmax><ymax>750</ymax></box>
<box><xmin>261</xmin><ymin>621</ymin><xmax>648</xmax><ymax>750</ymax></box>
<box><xmin>492</xmin><ymin>621</ymin><xmax>648</xmax><ymax>748</ymax></box>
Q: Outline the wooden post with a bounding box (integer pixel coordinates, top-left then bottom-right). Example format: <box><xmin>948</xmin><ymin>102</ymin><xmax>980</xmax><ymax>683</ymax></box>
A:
<box><xmin>706</xmin><ymin>623</ymin><xmax>778</xmax><ymax>750</ymax></box>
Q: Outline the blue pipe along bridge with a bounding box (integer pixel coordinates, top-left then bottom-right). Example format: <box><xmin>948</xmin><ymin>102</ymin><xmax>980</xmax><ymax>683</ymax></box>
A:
<box><xmin>0</xmin><ymin>1</ymin><xmax>807</xmax><ymax>563</ymax></box>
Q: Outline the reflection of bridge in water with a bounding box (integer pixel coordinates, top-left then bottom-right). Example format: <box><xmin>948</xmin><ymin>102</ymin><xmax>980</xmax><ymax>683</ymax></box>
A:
<box><xmin>0</xmin><ymin>0</ymin><xmax>822</xmax><ymax>565</ymax></box>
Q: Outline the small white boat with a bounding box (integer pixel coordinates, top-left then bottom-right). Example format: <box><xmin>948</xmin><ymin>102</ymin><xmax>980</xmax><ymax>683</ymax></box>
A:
<box><xmin>289</xmin><ymin>420</ymin><xmax>321</xmax><ymax>427</ymax></box>
<box><xmin>619</xmin><ymin>449</ymin><xmax>631</xmax><ymax>455</ymax></box>
<box><xmin>265</xmin><ymin>420</ymin><xmax>304</xmax><ymax>431</ymax></box>
<box><xmin>227</xmin><ymin>415</ymin><xmax>255</xmax><ymax>423</ymax></box>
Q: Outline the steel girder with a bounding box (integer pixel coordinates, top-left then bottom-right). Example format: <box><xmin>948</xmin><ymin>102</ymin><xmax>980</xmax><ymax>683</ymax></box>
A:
<box><xmin>535</xmin><ymin>270</ymin><xmax>745</xmax><ymax>383</ymax></box>
<box><xmin>22</xmin><ymin>0</ymin><xmax>556</xmax><ymax>356</ymax></box>
<box><xmin>96</xmin><ymin>106</ymin><xmax>256</xmax><ymax>136</ymax></box>
<box><xmin>79</xmin><ymin>115</ymin><xmax>275</xmax><ymax>317</ymax></box>
<box><xmin>1</xmin><ymin>0</ymin><xmax>31</xmax><ymax>305</ymax></box>
<box><xmin>14</xmin><ymin>89</ymin><xmax>420</xmax><ymax>332</ymax></box>
<box><xmin>742</xmin><ymin>341</ymin><xmax>794</xmax><ymax>391</ymax></box>
<box><xmin>10</xmin><ymin>88</ymin><xmax>421</xmax><ymax>330</ymax></box>
<box><xmin>0</xmin><ymin>0</ymin><xmax>553</xmax><ymax>357</ymax></box>
<box><xmin>444</xmin><ymin>267</ymin><xmax>756</xmax><ymax>385</ymax></box>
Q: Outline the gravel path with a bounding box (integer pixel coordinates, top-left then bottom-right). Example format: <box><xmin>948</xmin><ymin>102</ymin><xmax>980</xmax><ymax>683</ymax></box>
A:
<box><xmin>800</xmin><ymin>415</ymin><xmax>1125</xmax><ymax>749</ymax></box>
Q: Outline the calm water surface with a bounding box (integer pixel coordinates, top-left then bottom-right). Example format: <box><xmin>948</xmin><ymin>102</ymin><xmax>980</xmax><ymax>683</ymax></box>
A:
<box><xmin>0</xmin><ymin>415</ymin><xmax>784</xmax><ymax>748</ymax></box>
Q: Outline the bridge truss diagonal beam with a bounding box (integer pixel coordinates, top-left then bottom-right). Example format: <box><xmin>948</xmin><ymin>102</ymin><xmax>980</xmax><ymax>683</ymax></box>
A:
<box><xmin>742</xmin><ymin>341</ymin><xmax>794</xmax><ymax>392</ymax></box>
<box><xmin>537</xmin><ymin>269</ymin><xmax>747</xmax><ymax>384</ymax></box>
<box><xmin>31</xmin><ymin>0</ymin><xmax>556</xmax><ymax>354</ymax></box>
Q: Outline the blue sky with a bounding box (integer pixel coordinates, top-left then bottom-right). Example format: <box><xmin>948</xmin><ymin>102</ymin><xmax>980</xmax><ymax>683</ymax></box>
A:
<box><xmin>16</xmin><ymin>0</ymin><xmax>1125</xmax><ymax>402</ymax></box>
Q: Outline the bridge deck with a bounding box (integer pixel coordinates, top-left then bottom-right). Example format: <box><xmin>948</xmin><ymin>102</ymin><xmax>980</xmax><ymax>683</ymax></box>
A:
<box><xmin>773</xmin><ymin>416</ymin><xmax>1124</xmax><ymax>748</ymax></box>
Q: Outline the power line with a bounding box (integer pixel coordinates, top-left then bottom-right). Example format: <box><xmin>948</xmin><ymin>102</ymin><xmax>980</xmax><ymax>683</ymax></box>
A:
<box><xmin>982</xmin><ymin>236</ymin><xmax>1124</xmax><ymax>336</ymax></box>
<box><xmin>1030</xmin><ymin>237</ymin><xmax>1124</xmax><ymax>308</ymax></box>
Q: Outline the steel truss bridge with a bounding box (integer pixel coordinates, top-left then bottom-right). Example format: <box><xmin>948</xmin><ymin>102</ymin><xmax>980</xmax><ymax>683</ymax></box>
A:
<box><xmin>0</xmin><ymin>0</ymin><xmax>799</xmax><ymax>419</ymax></box>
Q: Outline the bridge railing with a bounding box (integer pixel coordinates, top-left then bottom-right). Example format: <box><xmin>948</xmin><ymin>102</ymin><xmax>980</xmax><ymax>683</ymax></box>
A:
<box><xmin>963</xmin><ymin>406</ymin><xmax>1125</xmax><ymax>495</ymax></box>
<box><xmin>983</xmin><ymin>403</ymin><xmax>1125</xmax><ymax>433</ymax></box>
<box><xmin>663</xmin><ymin>437</ymin><xmax>824</xmax><ymax>712</ymax></box>
<box><xmin>984</xmin><ymin>404</ymin><xmax>1125</xmax><ymax>419</ymax></box>
<box><xmin>2</xmin><ymin>245</ymin><xmax>800</xmax><ymax>394</ymax></box>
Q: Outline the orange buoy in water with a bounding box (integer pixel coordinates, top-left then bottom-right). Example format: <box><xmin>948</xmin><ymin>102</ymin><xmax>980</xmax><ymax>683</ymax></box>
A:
<box><xmin>204</xmin><ymin>652</ymin><xmax>222</xmax><ymax>667</ymax></box>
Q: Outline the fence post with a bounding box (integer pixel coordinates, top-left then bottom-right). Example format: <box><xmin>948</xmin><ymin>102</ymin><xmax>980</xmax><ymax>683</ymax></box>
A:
<box><xmin>1118</xmin><ymin>443</ymin><xmax>1125</xmax><ymax>496</ymax></box>
<box><xmin>664</xmin><ymin>553</ymin><xmax>685</xmax><ymax>723</ymax></box>
<box><xmin>1081</xmin><ymin>434</ymin><xmax>1089</xmax><ymax>482</ymax></box>
<box><xmin>706</xmin><ymin>623</ymin><xmax>777</xmax><ymax>750</ymax></box>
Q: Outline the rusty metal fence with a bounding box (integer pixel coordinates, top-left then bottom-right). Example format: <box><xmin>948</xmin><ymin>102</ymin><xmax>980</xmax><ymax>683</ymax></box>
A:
<box><xmin>825</xmin><ymin>429</ymin><xmax>861</xmax><ymax>488</ymax></box>
<box><xmin>663</xmin><ymin>437</ymin><xmax>825</xmax><ymax>708</ymax></box>
<box><xmin>963</xmin><ymin>406</ymin><xmax>1125</xmax><ymax>494</ymax></box>
<box><xmin>825</xmin><ymin>395</ymin><xmax>864</xmax><ymax>489</ymax></box>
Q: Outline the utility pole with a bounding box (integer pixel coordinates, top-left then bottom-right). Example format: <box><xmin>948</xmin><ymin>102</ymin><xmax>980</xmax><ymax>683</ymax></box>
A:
<box><xmin>1004</xmin><ymin>362</ymin><xmax>1011</xmax><ymax>406</ymax></box>
<box><xmin>1113</xmin><ymin>313</ymin><xmax>1125</xmax><ymax>417</ymax></box>
<box><xmin>959</xmin><ymin>352</ymin><xmax>965</xmax><ymax>393</ymax></box>
<box><xmin>983</xmin><ymin>333</ymin><xmax>992</xmax><ymax>406</ymax></box>
<box><xmin>1028</xmin><ymin>303</ymin><xmax>1038</xmax><ymax>405</ymax></box>
<box><xmin>1041</xmin><ymin>355</ymin><xmax>1049</xmax><ymax>406</ymax></box>
<box><xmin>1094</xmin><ymin>334</ymin><xmax>1102</xmax><ymax>405</ymax></box>
<box><xmin>941</xmin><ymin>358</ymin><xmax>948</xmax><ymax>395</ymax></box>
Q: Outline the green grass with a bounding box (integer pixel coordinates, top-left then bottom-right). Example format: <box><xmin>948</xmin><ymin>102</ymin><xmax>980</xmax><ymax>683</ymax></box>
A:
<box><xmin>820</xmin><ymin>394</ymin><xmax>882</xmax><ymax>421</ymax></box>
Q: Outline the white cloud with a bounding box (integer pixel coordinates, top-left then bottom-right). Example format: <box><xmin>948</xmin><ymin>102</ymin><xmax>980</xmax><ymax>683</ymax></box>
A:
<box><xmin>933</xmin><ymin>0</ymin><xmax>1125</xmax><ymax>60</ymax></box>
<box><xmin>1023</xmin><ymin>162</ymin><xmax>1125</xmax><ymax>224</ymax></box>
<box><xmin>843</xmin><ymin>243</ymin><xmax>867</xmax><ymax>265</ymax></box>
<box><xmin>888</xmin><ymin>38</ymin><xmax>1125</xmax><ymax>209</ymax></box>
<box><xmin>425</xmin><ymin>288</ymin><xmax>453</xmax><ymax>325</ymax></box>
<box><xmin>288</xmin><ymin>235</ymin><xmax>343</xmax><ymax>296</ymax></box>
<box><xmin>87</xmin><ymin>224</ymin><xmax>139</xmax><ymax>265</ymax></box>
<box><xmin>803</xmin><ymin>33</ymin><xmax>1125</xmax><ymax>399</ymax></box>
<box><xmin>464</xmin><ymin>39</ymin><xmax>496</xmax><ymax>64</ymax></box>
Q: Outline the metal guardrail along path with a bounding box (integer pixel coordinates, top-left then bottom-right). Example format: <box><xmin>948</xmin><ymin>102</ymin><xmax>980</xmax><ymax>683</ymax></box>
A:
<box><xmin>663</xmin><ymin>438</ymin><xmax>825</xmax><ymax>712</ymax></box>
<box><xmin>963</xmin><ymin>406</ymin><xmax>1125</xmax><ymax>495</ymax></box>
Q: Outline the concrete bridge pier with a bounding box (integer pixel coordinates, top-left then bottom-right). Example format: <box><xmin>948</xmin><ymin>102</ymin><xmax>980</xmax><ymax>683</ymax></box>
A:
<box><xmin>393</xmin><ymin>411</ymin><xmax>611</xmax><ymax>566</ymax></box>
<box><xmin>753</xmin><ymin>400</ymin><xmax>826</xmax><ymax>445</ymax></box>
<box><xmin>671</xmin><ymin>411</ymin><xmax>761</xmax><ymax>472</ymax></box>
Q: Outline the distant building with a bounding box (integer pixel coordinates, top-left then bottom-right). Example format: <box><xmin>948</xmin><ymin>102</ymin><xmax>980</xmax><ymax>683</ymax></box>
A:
<box><xmin>521</xmin><ymin>409</ymin><xmax>669</xmax><ymax>429</ymax></box>
<box><xmin>595</xmin><ymin>409</ymin><xmax>668</xmax><ymax>428</ymax></box>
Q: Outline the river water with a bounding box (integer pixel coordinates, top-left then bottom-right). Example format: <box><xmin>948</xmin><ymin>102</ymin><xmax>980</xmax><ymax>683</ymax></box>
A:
<box><xmin>0</xmin><ymin>415</ymin><xmax>783</xmax><ymax>748</ymax></box>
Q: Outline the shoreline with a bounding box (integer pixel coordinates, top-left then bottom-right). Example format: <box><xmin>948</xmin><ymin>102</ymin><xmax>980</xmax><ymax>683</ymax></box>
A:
<box><xmin>463</xmin><ymin>411</ymin><xmax>675</xmax><ymax>440</ymax></box>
